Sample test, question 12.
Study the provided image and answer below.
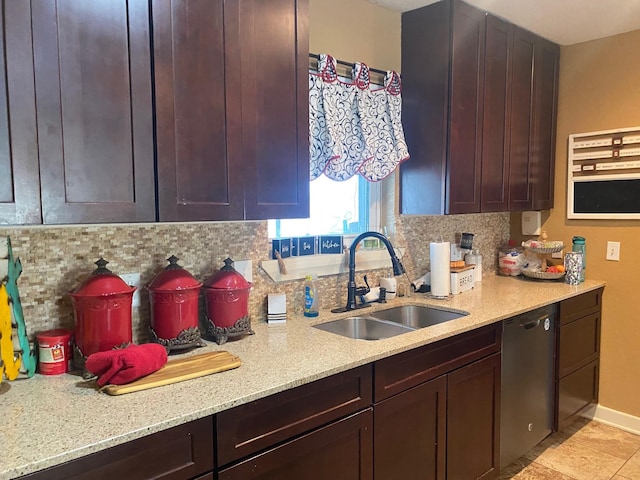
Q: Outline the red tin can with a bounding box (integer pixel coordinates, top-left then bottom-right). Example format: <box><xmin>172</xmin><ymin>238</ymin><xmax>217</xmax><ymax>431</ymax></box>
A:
<box><xmin>148</xmin><ymin>255</ymin><xmax>204</xmax><ymax>351</ymax></box>
<box><xmin>69</xmin><ymin>258</ymin><xmax>135</xmax><ymax>365</ymax></box>
<box><xmin>37</xmin><ymin>328</ymin><xmax>73</xmax><ymax>375</ymax></box>
<box><xmin>204</xmin><ymin>258</ymin><xmax>253</xmax><ymax>344</ymax></box>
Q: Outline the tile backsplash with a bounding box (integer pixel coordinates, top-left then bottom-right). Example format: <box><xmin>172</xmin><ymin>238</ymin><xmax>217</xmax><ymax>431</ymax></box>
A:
<box><xmin>0</xmin><ymin>212</ymin><xmax>509</xmax><ymax>344</ymax></box>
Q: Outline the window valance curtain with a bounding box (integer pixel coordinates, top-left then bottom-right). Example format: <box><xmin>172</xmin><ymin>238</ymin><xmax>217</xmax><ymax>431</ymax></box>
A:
<box><xmin>309</xmin><ymin>54</ymin><xmax>410</xmax><ymax>182</ymax></box>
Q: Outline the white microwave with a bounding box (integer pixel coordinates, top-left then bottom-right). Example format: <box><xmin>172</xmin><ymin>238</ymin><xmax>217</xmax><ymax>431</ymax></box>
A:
<box><xmin>568</xmin><ymin>126</ymin><xmax>640</xmax><ymax>219</ymax></box>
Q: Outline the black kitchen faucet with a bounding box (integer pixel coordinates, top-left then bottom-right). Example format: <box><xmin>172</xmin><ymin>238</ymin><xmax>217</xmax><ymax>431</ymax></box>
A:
<box><xmin>332</xmin><ymin>231</ymin><xmax>405</xmax><ymax>313</ymax></box>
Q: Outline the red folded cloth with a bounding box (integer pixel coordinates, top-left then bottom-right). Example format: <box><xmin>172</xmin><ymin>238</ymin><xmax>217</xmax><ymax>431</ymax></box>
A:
<box><xmin>85</xmin><ymin>344</ymin><xmax>168</xmax><ymax>387</ymax></box>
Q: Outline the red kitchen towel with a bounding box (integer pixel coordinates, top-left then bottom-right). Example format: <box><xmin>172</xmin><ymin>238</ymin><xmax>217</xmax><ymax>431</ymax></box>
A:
<box><xmin>85</xmin><ymin>344</ymin><xmax>168</xmax><ymax>387</ymax></box>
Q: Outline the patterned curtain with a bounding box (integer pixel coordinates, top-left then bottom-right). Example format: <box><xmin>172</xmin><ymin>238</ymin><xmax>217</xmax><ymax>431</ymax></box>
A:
<box><xmin>309</xmin><ymin>54</ymin><xmax>409</xmax><ymax>182</ymax></box>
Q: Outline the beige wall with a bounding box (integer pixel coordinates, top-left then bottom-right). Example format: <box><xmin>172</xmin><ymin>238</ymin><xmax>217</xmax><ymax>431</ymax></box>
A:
<box><xmin>513</xmin><ymin>29</ymin><xmax>640</xmax><ymax>417</ymax></box>
<box><xmin>310</xmin><ymin>0</ymin><xmax>401</xmax><ymax>71</ymax></box>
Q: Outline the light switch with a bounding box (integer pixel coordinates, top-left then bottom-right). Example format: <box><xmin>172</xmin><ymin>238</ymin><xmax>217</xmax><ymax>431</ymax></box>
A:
<box><xmin>606</xmin><ymin>241</ymin><xmax>620</xmax><ymax>261</ymax></box>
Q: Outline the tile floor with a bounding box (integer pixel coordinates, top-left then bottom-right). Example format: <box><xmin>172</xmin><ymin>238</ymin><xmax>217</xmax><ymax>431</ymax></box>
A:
<box><xmin>499</xmin><ymin>418</ymin><xmax>640</xmax><ymax>480</ymax></box>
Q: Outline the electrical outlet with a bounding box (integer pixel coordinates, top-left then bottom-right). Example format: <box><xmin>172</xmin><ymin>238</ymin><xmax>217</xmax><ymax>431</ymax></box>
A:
<box><xmin>120</xmin><ymin>272</ymin><xmax>142</xmax><ymax>307</ymax></box>
<box><xmin>606</xmin><ymin>241</ymin><xmax>620</xmax><ymax>261</ymax></box>
<box><xmin>551</xmin><ymin>250</ymin><xmax>564</xmax><ymax>259</ymax></box>
<box><xmin>234</xmin><ymin>260</ymin><xmax>253</xmax><ymax>283</ymax></box>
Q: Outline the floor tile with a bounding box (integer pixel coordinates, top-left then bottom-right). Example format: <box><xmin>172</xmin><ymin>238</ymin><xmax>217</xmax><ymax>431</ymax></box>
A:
<box><xmin>500</xmin><ymin>460</ymin><xmax>576</xmax><ymax>479</ymax></box>
<box><xmin>567</xmin><ymin>420</ymin><xmax>640</xmax><ymax>460</ymax></box>
<box><xmin>617</xmin><ymin>449</ymin><xmax>640</xmax><ymax>479</ymax></box>
<box><xmin>527</xmin><ymin>437</ymin><xmax>626</xmax><ymax>480</ymax></box>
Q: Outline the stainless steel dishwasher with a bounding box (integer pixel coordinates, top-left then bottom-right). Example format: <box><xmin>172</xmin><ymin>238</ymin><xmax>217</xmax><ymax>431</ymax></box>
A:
<box><xmin>500</xmin><ymin>304</ymin><xmax>556</xmax><ymax>468</ymax></box>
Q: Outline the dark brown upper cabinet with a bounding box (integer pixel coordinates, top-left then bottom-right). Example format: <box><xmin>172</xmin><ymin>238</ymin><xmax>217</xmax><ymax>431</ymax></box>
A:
<box><xmin>0</xmin><ymin>1</ymin><xmax>41</xmax><ymax>225</ymax></box>
<box><xmin>401</xmin><ymin>0</ymin><xmax>485</xmax><ymax>215</ymax></box>
<box><xmin>32</xmin><ymin>0</ymin><xmax>156</xmax><ymax>224</ymax></box>
<box><xmin>400</xmin><ymin>0</ymin><xmax>559</xmax><ymax>215</ymax></box>
<box><xmin>154</xmin><ymin>0</ymin><xmax>309</xmax><ymax>222</ymax></box>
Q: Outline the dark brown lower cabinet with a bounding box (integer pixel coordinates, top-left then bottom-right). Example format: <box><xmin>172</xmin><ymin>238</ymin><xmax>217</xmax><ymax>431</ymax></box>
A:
<box><xmin>375</xmin><ymin>376</ymin><xmax>447</xmax><ymax>480</ymax></box>
<box><xmin>19</xmin><ymin>417</ymin><xmax>214</xmax><ymax>480</ymax></box>
<box><xmin>555</xmin><ymin>288</ymin><xmax>603</xmax><ymax>430</ymax></box>
<box><xmin>447</xmin><ymin>353</ymin><xmax>501</xmax><ymax>480</ymax></box>
<box><xmin>374</xmin><ymin>324</ymin><xmax>501</xmax><ymax>480</ymax></box>
<box><xmin>218</xmin><ymin>409</ymin><xmax>373</xmax><ymax>480</ymax></box>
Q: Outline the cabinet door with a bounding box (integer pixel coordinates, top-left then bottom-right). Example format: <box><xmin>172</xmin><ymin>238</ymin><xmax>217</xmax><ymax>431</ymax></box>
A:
<box><xmin>447</xmin><ymin>353</ymin><xmax>500</xmax><ymax>480</ymax></box>
<box><xmin>507</xmin><ymin>27</ymin><xmax>536</xmax><ymax>211</ymax></box>
<box><xmin>375</xmin><ymin>376</ymin><xmax>446</xmax><ymax>480</ymax></box>
<box><xmin>153</xmin><ymin>0</ymin><xmax>244</xmax><ymax>221</ymax></box>
<box><xmin>230</xmin><ymin>0</ymin><xmax>309</xmax><ymax>220</ymax></box>
<box><xmin>32</xmin><ymin>0</ymin><xmax>155</xmax><ymax>224</ymax></box>
<box><xmin>480</xmin><ymin>15</ymin><xmax>510</xmax><ymax>212</ymax></box>
<box><xmin>448</xmin><ymin>0</ymin><xmax>485</xmax><ymax>214</ymax></box>
<box><xmin>556</xmin><ymin>360</ymin><xmax>599</xmax><ymax>431</ymax></box>
<box><xmin>0</xmin><ymin>1</ymin><xmax>41</xmax><ymax>225</ymax></box>
<box><xmin>531</xmin><ymin>37</ymin><xmax>559</xmax><ymax>211</ymax></box>
<box><xmin>218</xmin><ymin>409</ymin><xmax>373</xmax><ymax>480</ymax></box>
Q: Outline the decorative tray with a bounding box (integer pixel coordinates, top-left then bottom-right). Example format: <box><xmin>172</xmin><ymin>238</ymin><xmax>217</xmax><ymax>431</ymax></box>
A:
<box><xmin>521</xmin><ymin>269</ymin><xmax>565</xmax><ymax>280</ymax></box>
<box><xmin>521</xmin><ymin>240</ymin><xmax>564</xmax><ymax>254</ymax></box>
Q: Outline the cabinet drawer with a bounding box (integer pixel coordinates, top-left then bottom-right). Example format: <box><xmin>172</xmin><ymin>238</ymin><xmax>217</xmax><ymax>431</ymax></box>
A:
<box><xmin>216</xmin><ymin>365</ymin><xmax>372</xmax><ymax>466</ymax></box>
<box><xmin>559</xmin><ymin>288</ymin><xmax>603</xmax><ymax>325</ymax></box>
<box><xmin>374</xmin><ymin>323</ymin><xmax>501</xmax><ymax>401</ymax></box>
<box><xmin>558</xmin><ymin>311</ymin><xmax>600</xmax><ymax>377</ymax></box>
<box><xmin>556</xmin><ymin>360</ymin><xmax>599</xmax><ymax>431</ymax></box>
<box><xmin>218</xmin><ymin>409</ymin><xmax>373</xmax><ymax>480</ymax></box>
<box><xmin>20</xmin><ymin>417</ymin><xmax>214</xmax><ymax>480</ymax></box>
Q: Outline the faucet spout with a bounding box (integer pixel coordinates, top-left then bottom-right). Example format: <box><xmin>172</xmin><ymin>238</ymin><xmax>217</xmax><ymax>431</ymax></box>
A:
<box><xmin>332</xmin><ymin>231</ymin><xmax>405</xmax><ymax>313</ymax></box>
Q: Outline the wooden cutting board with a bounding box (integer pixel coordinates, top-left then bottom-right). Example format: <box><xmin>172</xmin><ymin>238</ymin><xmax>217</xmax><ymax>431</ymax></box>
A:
<box><xmin>102</xmin><ymin>350</ymin><xmax>241</xmax><ymax>396</ymax></box>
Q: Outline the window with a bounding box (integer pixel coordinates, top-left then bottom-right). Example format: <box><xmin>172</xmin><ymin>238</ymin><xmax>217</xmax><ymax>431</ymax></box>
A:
<box><xmin>268</xmin><ymin>176</ymin><xmax>380</xmax><ymax>238</ymax></box>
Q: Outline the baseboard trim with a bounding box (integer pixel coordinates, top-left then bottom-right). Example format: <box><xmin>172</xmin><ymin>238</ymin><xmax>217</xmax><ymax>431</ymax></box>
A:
<box><xmin>582</xmin><ymin>404</ymin><xmax>640</xmax><ymax>435</ymax></box>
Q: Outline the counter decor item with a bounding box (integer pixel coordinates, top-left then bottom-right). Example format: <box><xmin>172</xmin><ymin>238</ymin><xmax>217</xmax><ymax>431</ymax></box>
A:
<box><xmin>36</xmin><ymin>328</ymin><xmax>73</xmax><ymax>375</ymax></box>
<box><xmin>429</xmin><ymin>241</ymin><xmax>450</xmax><ymax>297</ymax></box>
<box><xmin>572</xmin><ymin>236</ymin><xmax>586</xmax><ymax>282</ymax></box>
<box><xmin>85</xmin><ymin>343</ymin><xmax>168</xmax><ymax>387</ymax></box>
<box><xmin>147</xmin><ymin>256</ymin><xmax>205</xmax><ymax>352</ymax></box>
<box><xmin>69</xmin><ymin>258</ymin><xmax>135</xmax><ymax>376</ymax></box>
<box><xmin>521</xmin><ymin>234</ymin><xmax>565</xmax><ymax>280</ymax></box>
<box><xmin>204</xmin><ymin>258</ymin><xmax>254</xmax><ymax>345</ymax></box>
<box><xmin>564</xmin><ymin>252</ymin><xmax>583</xmax><ymax>285</ymax></box>
<box><xmin>498</xmin><ymin>243</ymin><xmax>525</xmax><ymax>276</ymax></box>
<box><xmin>100</xmin><ymin>350</ymin><xmax>241</xmax><ymax>396</ymax></box>
<box><xmin>1</xmin><ymin>236</ymin><xmax>37</xmax><ymax>379</ymax></box>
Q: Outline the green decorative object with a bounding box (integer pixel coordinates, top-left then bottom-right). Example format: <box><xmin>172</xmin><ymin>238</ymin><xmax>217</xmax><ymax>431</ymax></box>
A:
<box><xmin>2</xmin><ymin>237</ymin><xmax>36</xmax><ymax>377</ymax></box>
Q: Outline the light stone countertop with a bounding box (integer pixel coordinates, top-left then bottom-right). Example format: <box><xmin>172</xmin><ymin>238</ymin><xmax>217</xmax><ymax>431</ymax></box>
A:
<box><xmin>1</xmin><ymin>275</ymin><xmax>605</xmax><ymax>479</ymax></box>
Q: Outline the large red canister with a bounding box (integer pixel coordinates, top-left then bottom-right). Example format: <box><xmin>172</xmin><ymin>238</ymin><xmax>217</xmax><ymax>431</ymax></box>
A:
<box><xmin>148</xmin><ymin>255</ymin><xmax>204</xmax><ymax>351</ymax></box>
<box><xmin>36</xmin><ymin>328</ymin><xmax>73</xmax><ymax>375</ymax></box>
<box><xmin>69</xmin><ymin>258</ymin><xmax>135</xmax><ymax>364</ymax></box>
<box><xmin>204</xmin><ymin>258</ymin><xmax>253</xmax><ymax>344</ymax></box>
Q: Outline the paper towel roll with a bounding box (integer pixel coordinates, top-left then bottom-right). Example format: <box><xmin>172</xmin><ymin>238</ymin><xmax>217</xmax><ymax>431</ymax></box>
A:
<box><xmin>430</xmin><ymin>241</ymin><xmax>451</xmax><ymax>297</ymax></box>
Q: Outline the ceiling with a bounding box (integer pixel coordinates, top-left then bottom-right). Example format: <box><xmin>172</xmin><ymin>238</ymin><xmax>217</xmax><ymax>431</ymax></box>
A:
<box><xmin>368</xmin><ymin>0</ymin><xmax>640</xmax><ymax>45</ymax></box>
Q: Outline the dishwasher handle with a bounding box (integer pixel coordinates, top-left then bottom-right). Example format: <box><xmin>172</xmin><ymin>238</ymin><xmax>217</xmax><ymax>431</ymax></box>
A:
<box><xmin>520</xmin><ymin>315</ymin><xmax>550</xmax><ymax>330</ymax></box>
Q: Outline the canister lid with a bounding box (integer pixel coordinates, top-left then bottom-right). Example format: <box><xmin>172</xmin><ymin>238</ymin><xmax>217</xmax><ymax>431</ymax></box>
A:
<box><xmin>69</xmin><ymin>258</ymin><xmax>135</xmax><ymax>297</ymax></box>
<box><xmin>204</xmin><ymin>258</ymin><xmax>251</xmax><ymax>290</ymax></box>
<box><xmin>148</xmin><ymin>255</ymin><xmax>202</xmax><ymax>292</ymax></box>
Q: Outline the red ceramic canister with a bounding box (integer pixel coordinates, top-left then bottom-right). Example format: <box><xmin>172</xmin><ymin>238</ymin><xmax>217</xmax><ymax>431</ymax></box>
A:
<box><xmin>148</xmin><ymin>255</ymin><xmax>204</xmax><ymax>351</ymax></box>
<box><xmin>69</xmin><ymin>258</ymin><xmax>135</xmax><ymax>365</ymax></box>
<box><xmin>204</xmin><ymin>258</ymin><xmax>253</xmax><ymax>344</ymax></box>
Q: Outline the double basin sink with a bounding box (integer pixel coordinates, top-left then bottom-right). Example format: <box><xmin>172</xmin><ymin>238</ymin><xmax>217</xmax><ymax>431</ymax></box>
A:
<box><xmin>313</xmin><ymin>304</ymin><xmax>469</xmax><ymax>340</ymax></box>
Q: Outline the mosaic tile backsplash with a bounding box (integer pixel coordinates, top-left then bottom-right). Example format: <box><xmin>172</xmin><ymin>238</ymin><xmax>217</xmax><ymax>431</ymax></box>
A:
<box><xmin>0</xmin><ymin>212</ymin><xmax>509</xmax><ymax>344</ymax></box>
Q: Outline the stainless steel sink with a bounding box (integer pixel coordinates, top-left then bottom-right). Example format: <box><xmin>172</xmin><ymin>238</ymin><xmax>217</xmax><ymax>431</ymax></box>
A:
<box><xmin>312</xmin><ymin>316</ymin><xmax>415</xmax><ymax>340</ymax></box>
<box><xmin>371</xmin><ymin>304</ymin><xmax>469</xmax><ymax>329</ymax></box>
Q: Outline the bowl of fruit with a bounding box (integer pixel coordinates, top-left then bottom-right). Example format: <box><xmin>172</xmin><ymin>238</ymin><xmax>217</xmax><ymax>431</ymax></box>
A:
<box><xmin>521</xmin><ymin>262</ymin><xmax>566</xmax><ymax>280</ymax></box>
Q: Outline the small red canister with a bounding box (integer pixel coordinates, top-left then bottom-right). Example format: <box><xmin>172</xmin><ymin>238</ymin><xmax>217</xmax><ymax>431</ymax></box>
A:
<box><xmin>148</xmin><ymin>255</ymin><xmax>204</xmax><ymax>352</ymax></box>
<box><xmin>204</xmin><ymin>258</ymin><xmax>254</xmax><ymax>345</ymax></box>
<box><xmin>69</xmin><ymin>258</ymin><xmax>135</xmax><ymax>371</ymax></box>
<box><xmin>37</xmin><ymin>328</ymin><xmax>73</xmax><ymax>375</ymax></box>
